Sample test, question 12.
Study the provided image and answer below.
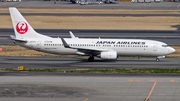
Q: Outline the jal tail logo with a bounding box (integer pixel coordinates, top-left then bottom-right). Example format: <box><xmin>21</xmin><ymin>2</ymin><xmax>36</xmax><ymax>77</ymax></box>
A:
<box><xmin>16</xmin><ymin>22</ymin><xmax>28</xmax><ymax>34</ymax></box>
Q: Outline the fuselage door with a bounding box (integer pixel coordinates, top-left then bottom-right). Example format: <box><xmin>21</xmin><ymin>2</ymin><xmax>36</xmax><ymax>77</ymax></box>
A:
<box><xmin>153</xmin><ymin>43</ymin><xmax>157</xmax><ymax>51</ymax></box>
<box><xmin>37</xmin><ymin>41</ymin><xmax>41</xmax><ymax>49</ymax></box>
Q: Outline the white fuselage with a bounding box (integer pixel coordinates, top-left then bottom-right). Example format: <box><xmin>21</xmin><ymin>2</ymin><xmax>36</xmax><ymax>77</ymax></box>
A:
<box><xmin>16</xmin><ymin>37</ymin><xmax>175</xmax><ymax>57</ymax></box>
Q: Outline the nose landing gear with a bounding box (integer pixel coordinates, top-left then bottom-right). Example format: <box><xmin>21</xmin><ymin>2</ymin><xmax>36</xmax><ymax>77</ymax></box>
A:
<box><xmin>156</xmin><ymin>56</ymin><xmax>165</xmax><ymax>62</ymax></box>
<box><xmin>156</xmin><ymin>58</ymin><xmax>160</xmax><ymax>62</ymax></box>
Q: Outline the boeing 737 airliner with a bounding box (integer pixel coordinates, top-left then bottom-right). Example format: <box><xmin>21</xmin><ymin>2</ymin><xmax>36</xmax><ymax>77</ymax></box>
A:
<box><xmin>9</xmin><ymin>7</ymin><xmax>175</xmax><ymax>62</ymax></box>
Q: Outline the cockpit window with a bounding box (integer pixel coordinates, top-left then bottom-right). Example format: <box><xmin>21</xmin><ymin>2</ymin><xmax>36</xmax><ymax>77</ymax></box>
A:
<box><xmin>162</xmin><ymin>45</ymin><xmax>169</xmax><ymax>47</ymax></box>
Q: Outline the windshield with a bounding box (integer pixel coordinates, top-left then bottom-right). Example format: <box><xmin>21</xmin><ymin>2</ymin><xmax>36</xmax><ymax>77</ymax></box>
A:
<box><xmin>162</xmin><ymin>45</ymin><xmax>169</xmax><ymax>47</ymax></box>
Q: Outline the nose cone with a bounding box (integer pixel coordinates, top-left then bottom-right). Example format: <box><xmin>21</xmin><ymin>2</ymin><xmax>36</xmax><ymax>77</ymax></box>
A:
<box><xmin>168</xmin><ymin>47</ymin><xmax>175</xmax><ymax>54</ymax></box>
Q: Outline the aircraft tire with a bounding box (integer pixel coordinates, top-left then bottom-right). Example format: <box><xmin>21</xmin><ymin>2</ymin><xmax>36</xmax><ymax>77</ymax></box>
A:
<box><xmin>156</xmin><ymin>58</ymin><xmax>160</xmax><ymax>62</ymax></box>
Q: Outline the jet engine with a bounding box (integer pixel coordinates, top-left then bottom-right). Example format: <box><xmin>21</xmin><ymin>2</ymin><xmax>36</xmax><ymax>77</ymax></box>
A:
<box><xmin>100</xmin><ymin>51</ymin><xmax>117</xmax><ymax>60</ymax></box>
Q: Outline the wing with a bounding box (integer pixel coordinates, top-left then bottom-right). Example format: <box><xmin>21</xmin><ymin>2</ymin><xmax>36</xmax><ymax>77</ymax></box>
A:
<box><xmin>61</xmin><ymin>38</ymin><xmax>109</xmax><ymax>55</ymax></box>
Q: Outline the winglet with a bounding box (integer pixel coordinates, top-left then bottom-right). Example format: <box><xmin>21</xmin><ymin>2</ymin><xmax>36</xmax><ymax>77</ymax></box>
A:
<box><xmin>61</xmin><ymin>38</ymin><xmax>70</xmax><ymax>48</ymax></box>
<box><xmin>69</xmin><ymin>31</ymin><xmax>78</xmax><ymax>39</ymax></box>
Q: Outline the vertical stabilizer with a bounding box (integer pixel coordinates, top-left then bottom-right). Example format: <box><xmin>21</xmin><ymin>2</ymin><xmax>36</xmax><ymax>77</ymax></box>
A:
<box><xmin>9</xmin><ymin>7</ymin><xmax>50</xmax><ymax>39</ymax></box>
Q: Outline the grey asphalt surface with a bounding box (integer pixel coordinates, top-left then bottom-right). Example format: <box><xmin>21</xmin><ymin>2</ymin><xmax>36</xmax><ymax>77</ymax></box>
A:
<box><xmin>0</xmin><ymin>29</ymin><xmax>180</xmax><ymax>45</ymax></box>
<box><xmin>0</xmin><ymin>74</ymin><xmax>180</xmax><ymax>101</ymax></box>
<box><xmin>0</xmin><ymin>0</ymin><xmax>180</xmax><ymax>10</ymax></box>
<box><xmin>0</xmin><ymin>56</ymin><xmax>179</xmax><ymax>68</ymax></box>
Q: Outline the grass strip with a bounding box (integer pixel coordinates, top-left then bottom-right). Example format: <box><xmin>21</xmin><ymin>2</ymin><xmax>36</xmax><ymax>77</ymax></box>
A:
<box><xmin>2</xmin><ymin>68</ymin><xmax>180</xmax><ymax>74</ymax></box>
<box><xmin>1</xmin><ymin>15</ymin><xmax>180</xmax><ymax>30</ymax></box>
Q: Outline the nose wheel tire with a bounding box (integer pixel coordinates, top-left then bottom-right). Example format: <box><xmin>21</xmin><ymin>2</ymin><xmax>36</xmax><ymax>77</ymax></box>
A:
<box><xmin>156</xmin><ymin>58</ymin><xmax>160</xmax><ymax>62</ymax></box>
<box><xmin>88</xmin><ymin>56</ymin><xmax>94</xmax><ymax>62</ymax></box>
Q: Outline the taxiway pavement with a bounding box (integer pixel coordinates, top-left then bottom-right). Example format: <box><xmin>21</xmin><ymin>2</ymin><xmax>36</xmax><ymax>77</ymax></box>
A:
<box><xmin>0</xmin><ymin>73</ymin><xmax>180</xmax><ymax>101</ymax></box>
<box><xmin>0</xmin><ymin>56</ymin><xmax>179</xmax><ymax>68</ymax></box>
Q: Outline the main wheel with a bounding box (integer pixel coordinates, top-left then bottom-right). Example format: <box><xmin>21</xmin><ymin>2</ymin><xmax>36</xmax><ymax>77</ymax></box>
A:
<box><xmin>88</xmin><ymin>56</ymin><xmax>94</xmax><ymax>62</ymax></box>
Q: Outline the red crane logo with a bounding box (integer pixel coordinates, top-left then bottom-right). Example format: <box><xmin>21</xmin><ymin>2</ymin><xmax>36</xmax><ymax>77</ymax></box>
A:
<box><xmin>16</xmin><ymin>22</ymin><xmax>28</xmax><ymax>34</ymax></box>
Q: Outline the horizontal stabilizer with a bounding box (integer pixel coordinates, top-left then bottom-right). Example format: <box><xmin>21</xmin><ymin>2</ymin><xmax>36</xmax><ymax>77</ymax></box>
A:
<box><xmin>10</xmin><ymin>35</ymin><xmax>27</xmax><ymax>42</ymax></box>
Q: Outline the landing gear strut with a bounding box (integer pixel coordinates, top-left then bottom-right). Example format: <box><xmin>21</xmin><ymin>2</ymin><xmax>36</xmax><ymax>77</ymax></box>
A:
<box><xmin>88</xmin><ymin>56</ymin><xmax>94</xmax><ymax>62</ymax></box>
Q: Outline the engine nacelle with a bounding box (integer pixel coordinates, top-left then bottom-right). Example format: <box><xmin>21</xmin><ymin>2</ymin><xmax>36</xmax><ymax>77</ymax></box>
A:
<box><xmin>100</xmin><ymin>51</ymin><xmax>117</xmax><ymax>60</ymax></box>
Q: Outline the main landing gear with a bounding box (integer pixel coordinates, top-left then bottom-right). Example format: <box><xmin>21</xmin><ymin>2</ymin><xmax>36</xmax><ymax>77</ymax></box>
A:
<box><xmin>88</xmin><ymin>56</ymin><xmax>94</xmax><ymax>62</ymax></box>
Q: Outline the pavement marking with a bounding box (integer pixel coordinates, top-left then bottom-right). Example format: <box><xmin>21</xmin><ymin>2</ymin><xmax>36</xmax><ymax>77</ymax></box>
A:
<box><xmin>170</xmin><ymin>80</ymin><xmax>175</xmax><ymax>82</ymax></box>
<box><xmin>150</xmin><ymin>80</ymin><xmax>163</xmax><ymax>82</ymax></box>
<box><xmin>128</xmin><ymin>79</ymin><xmax>141</xmax><ymax>82</ymax></box>
<box><xmin>150</xmin><ymin>80</ymin><xmax>156</xmax><ymax>82</ymax></box>
<box><xmin>128</xmin><ymin>80</ymin><xmax>134</xmax><ymax>82</ymax></box>
<box><xmin>145</xmin><ymin>81</ymin><xmax>157</xmax><ymax>101</ymax></box>
<box><xmin>84</xmin><ymin>98</ymin><xmax>88</xmax><ymax>101</ymax></box>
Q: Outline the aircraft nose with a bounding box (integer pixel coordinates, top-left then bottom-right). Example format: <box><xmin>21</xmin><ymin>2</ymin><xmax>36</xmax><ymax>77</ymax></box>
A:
<box><xmin>168</xmin><ymin>47</ymin><xmax>175</xmax><ymax>54</ymax></box>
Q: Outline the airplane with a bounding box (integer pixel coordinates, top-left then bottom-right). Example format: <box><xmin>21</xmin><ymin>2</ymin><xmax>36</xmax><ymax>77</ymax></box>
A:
<box><xmin>9</xmin><ymin>7</ymin><xmax>175</xmax><ymax>62</ymax></box>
